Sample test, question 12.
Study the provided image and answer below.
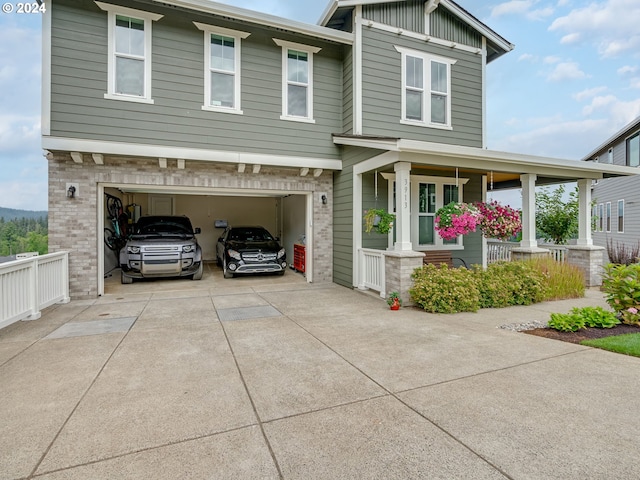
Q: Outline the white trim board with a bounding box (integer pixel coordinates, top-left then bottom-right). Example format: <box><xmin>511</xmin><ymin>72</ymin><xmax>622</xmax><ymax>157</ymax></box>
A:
<box><xmin>42</xmin><ymin>136</ymin><xmax>343</xmax><ymax>170</ymax></box>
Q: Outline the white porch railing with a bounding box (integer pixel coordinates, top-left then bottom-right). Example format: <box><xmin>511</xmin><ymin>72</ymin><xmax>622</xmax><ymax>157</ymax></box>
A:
<box><xmin>0</xmin><ymin>252</ymin><xmax>70</xmax><ymax>330</ymax></box>
<box><xmin>358</xmin><ymin>248</ymin><xmax>386</xmax><ymax>297</ymax></box>
<box><xmin>486</xmin><ymin>240</ymin><xmax>567</xmax><ymax>264</ymax></box>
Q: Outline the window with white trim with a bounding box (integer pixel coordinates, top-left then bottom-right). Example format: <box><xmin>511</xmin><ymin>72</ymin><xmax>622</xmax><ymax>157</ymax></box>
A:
<box><xmin>598</xmin><ymin>204</ymin><xmax>604</xmax><ymax>232</ymax></box>
<box><xmin>394</xmin><ymin>46</ymin><xmax>456</xmax><ymax>129</ymax></box>
<box><xmin>96</xmin><ymin>2</ymin><xmax>163</xmax><ymax>103</ymax></box>
<box><xmin>592</xmin><ymin>205</ymin><xmax>598</xmax><ymax>232</ymax></box>
<box><xmin>617</xmin><ymin>200</ymin><xmax>624</xmax><ymax>233</ymax></box>
<box><xmin>194</xmin><ymin>23</ymin><xmax>250</xmax><ymax>114</ymax></box>
<box><xmin>606</xmin><ymin>202</ymin><xmax>611</xmax><ymax>233</ymax></box>
<box><xmin>273</xmin><ymin>39</ymin><xmax>321</xmax><ymax>123</ymax></box>
<box><xmin>627</xmin><ymin>132</ymin><xmax>640</xmax><ymax>167</ymax></box>
<box><xmin>382</xmin><ymin>173</ymin><xmax>468</xmax><ymax>249</ymax></box>
<box><xmin>608</xmin><ymin>148</ymin><xmax>613</xmax><ymax>164</ymax></box>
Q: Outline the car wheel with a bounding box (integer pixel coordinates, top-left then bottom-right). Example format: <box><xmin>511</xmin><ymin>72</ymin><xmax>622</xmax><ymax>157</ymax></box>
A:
<box><xmin>192</xmin><ymin>262</ymin><xmax>203</xmax><ymax>280</ymax></box>
<box><xmin>223</xmin><ymin>259</ymin><xmax>234</xmax><ymax>279</ymax></box>
<box><xmin>121</xmin><ymin>270</ymin><xmax>133</xmax><ymax>284</ymax></box>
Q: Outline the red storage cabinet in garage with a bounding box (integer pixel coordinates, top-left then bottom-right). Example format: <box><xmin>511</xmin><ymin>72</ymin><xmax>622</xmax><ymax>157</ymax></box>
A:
<box><xmin>293</xmin><ymin>244</ymin><xmax>305</xmax><ymax>273</ymax></box>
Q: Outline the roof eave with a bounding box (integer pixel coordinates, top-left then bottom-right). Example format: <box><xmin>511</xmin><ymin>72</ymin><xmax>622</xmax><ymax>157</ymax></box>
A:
<box><xmin>581</xmin><ymin>115</ymin><xmax>640</xmax><ymax>161</ymax></box>
<box><xmin>157</xmin><ymin>0</ymin><xmax>354</xmax><ymax>44</ymax></box>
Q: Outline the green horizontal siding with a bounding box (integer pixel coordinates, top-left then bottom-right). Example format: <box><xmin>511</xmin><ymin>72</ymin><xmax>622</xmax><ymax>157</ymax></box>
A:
<box><xmin>50</xmin><ymin>0</ymin><xmax>343</xmax><ymax>159</ymax></box>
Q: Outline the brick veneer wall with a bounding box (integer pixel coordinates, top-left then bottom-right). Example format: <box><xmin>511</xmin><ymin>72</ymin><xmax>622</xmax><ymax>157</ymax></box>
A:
<box><xmin>49</xmin><ymin>153</ymin><xmax>333</xmax><ymax>298</ymax></box>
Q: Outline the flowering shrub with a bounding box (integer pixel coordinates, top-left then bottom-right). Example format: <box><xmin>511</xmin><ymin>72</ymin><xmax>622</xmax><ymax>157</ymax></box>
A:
<box><xmin>435</xmin><ymin>202</ymin><xmax>481</xmax><ymax>240</ymax></box>
<box><xmin>475</xmin><ymin>201</ymin><xmax>522</xmax><ymax>241</ymax></box>
<box><xmin>602</xmin><ymin>263</ymin><xmax>640</xmax><ymax>326</ymax></box>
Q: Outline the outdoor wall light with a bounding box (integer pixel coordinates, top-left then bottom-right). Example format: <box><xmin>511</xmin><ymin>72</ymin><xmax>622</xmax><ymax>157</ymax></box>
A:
<box><xmin>321</xmin><ymin>194</ymin><xmax>328</xmax><ymax>205</ymax></box>
<box><xmin>67</xmin><ymin>185</ymin><xmax>76</xmax><ymax>198</ymax></box>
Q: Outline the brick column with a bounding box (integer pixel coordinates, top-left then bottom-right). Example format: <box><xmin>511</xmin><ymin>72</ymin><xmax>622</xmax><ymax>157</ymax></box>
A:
<box><xmin>383</xmin><ymin>250</ymin><xmax>424</xmax><ymax>306</ymax></box>
<box><xmin>566</xmin><ymin>245</ymin><xmax>606</xmax><ymax>287</ymax></box>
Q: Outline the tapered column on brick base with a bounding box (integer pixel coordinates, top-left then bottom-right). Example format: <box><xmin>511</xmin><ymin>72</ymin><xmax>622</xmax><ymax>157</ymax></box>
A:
<box><xmin>383</xmin><ymin>250</ymin><xmax>425</xmax><ymax>306</ymax></box>
<box><xmin>511</xmin><ymin>247</ymin><xmax>550</xmax><ymax>262</ymax></box>
<box><xmin>566</xmin><ymin>245</ymin><xmax>606</xmax><ymax>287</ymax></box>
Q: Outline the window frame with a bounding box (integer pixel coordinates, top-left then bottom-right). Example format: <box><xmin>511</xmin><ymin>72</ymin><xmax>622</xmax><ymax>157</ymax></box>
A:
<box><xmin>194</xmin><ymin>23</ymin><xmax>250</xmax><ymax>115</ymax></box>
<box><xmin>606</xmin><ymin>202</ymin><xmax>612</xmax><ymax>233</ymax></box>
<box><xmin>273</xmin><ymin>38</ymin><xmax>321</xmax><ymax>124</ymax></box>
<box><xmin>598</xmin><ymin>203</ymin><xmax>604</xmax><ymax>232</ymax></box>
<box><xmin>617</xmin><ymin>199</ymin><xmax>625</xmax><ymax>233</ymax></box>
<box><xmin>626</xmin><ymin>132</ymin><xmax>640</xmax><ymax>167</ymax></box>
<box><xmin>394</xmin><ymin>46</ymin><xmax>456</xmax><ymax>130</ymax></box>
<box><xmin>96</xmin><ymin>2</ymin><xmax>163</xmax><ymax>104</ymax></box>
<box><xmin>608</xmin><ymin>148</ymin><xmax>613</xmax><ymax>164</ymax></box>
<box><xmin>381</xmin><ymin>173</ymin><xmax>469</xmax><ymax>250</ymax></box>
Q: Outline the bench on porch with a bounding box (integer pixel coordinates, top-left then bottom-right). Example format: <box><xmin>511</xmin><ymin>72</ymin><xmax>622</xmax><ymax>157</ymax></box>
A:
<box><xmin>423</xmin><ymin>250</ymin><xmax>468</xmax><ymax>269</ymax></box>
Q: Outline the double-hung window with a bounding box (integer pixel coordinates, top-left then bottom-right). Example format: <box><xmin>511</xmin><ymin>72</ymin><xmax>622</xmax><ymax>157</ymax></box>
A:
<box><xmin>96</xmin><ymin>2</ymin><xmax>163</xmax><ymax>103</ymax></box>
<box><xmin>194</xmin><ymin>23</ymin><xmax>250</xmax><ymax>114</ymax></box>
<box><xmin>273</xmin><ymin>39</ymin><xmax>321</xmax><ymax>123</ymax></box>
<box><xmin>617</xmin><ymin>200</ymin><xmax>625</xmax><ymax>233</ymax></box>
<box><xmin>395</xmin><ymin>46</ymin><xmax>456</xmax><ymax>129</ymax></box>
<box><xmin>627</xmin><ymin>132</ymin><xmax>640</xmax><ymax>167</ymax></box>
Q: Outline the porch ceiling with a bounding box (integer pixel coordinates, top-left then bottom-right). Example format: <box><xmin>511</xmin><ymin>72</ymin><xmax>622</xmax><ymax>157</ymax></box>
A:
<box><xmin>334</xmin><ymin>135</ymin><xmax>640</xmax><ymax>182</ymax></box>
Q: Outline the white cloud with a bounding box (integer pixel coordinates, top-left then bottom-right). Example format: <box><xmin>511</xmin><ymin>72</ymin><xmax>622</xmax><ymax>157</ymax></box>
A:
<box><xmin>547</xmin><ymin>62</ymin><xmax>588</xmax><ymax>81</ymax></box>
<box><xmin>573</xmin><ymin>86</ymin><xmax>607</xmax><ymax>102</ymax></box>
<box><xmin>0</xmin><ymin>179</ymin><xmax>48</xmax><ymax>211</ymax></box>
<box><xmin>560</xmin><ymin>33</ymin><xmax>581</xmax><ymax>44</ymax></box>
<box><xmin>543</xmin><ymin>55</ymin><xmax>561</xmax><ymax>64</ymax></box>
<box><xmin>549</xmin><ymin>0</ymin><xmax>640</xmax><ymax>58</ymax></box>
<box><xmin>617</xmin><ymin>65</ymin><xmax>638</xmax><ymax>76</ymax></box>
<box><xmin>581</xmin><ymin>96</ymin><xmax>640</xmax><ymax>124</ymax></box>
<box><xmin>518</xmin><ymin>53</ymin><xmax>537</xmax><ymax>62</ymax></box>
<box><xmin>582</xmin><ymin>95</ymin><xmax>617</xmax><ymax>116</ymax></box>
<box><xmin>0</xmin><ymin>114</ymin><xmax>41</xmax><ymax>154</ymax></box>
<box><xmin>528</xmin><ymin>6</ymin><xmax>555</xmax><ymax>20</ymax></box>
<box><xmin>491</xmin><ymin>1</ymin><xmax>535</xmax><ymax>17</ymax></box>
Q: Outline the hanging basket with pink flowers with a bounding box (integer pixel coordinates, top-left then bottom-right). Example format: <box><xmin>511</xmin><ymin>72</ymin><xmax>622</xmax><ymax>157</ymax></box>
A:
<box><xmin>435</xmin><ymin>202</ymin><xmax>482</xmax><ymax>240</ymax></box>
<box><xmin>474</xmin><ymin>201</ymin><xmax>522</xmax><ymax>241</ymax></box>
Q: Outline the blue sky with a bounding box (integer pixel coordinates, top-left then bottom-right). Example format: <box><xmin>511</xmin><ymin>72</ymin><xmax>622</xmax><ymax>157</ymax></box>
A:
<box><xmin>1</xmin><ymin>0</ymin><xmax>639</xmax><ymax>210</ymax></box>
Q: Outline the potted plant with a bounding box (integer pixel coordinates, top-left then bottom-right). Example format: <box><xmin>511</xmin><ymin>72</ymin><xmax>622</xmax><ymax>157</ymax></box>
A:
<box><xmin>364</xmin><ymin>208</ymin><xmax>395</xmax><ymax>234</ymax></box>
<box><xmin>387</xmin><ymin>291</ymin><xmax>402</xmax><ymax>310</ymax></box>
<box><xmin>474</xmin><ymin>201</ymin><xmax>522</xmax><ymax>241</ymax></box>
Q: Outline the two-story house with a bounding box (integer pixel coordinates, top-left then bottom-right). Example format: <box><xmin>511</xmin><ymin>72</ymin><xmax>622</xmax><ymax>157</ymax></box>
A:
<box><xmin>582</xmin><ymin>116</ymin><xmax>640</xmax><ymax>260</ymax></box>
<box><xmin>42</xmin><ymin>0</ymin><xmax>639</xmax><ymax>299</ymax></box>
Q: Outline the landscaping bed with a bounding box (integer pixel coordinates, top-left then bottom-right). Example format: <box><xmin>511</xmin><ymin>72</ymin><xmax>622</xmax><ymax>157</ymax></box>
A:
<box><xmin>524</xmin><ymin>324</ymin><xmax>640</xmax><ymax>344</ymax></box>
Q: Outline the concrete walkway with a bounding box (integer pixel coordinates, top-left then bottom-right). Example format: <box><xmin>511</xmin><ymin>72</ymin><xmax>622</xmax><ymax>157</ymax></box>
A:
<box><xmin>1</xmin><ymin>275</ymin><xmax>638</xmax><ymax>479</ymax></box>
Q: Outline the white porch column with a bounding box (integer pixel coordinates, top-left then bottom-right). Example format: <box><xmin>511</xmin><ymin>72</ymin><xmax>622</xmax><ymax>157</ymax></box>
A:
<box><xmin>519</xmin><ymin>173</ymin><xmax>538</xmax><ymax>249</ymax></box>
<box><xmin>576</xmin><ymin>178</ymin><xmax>593</xmax><ymax>246</ymax></box>
<box><xmin>394</xmin><ymin>162</ymin><xmax>412</xmax><ymax>251</ymax></box>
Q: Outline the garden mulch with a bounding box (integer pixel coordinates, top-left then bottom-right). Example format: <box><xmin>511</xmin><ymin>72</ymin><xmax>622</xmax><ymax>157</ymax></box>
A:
<box><xmin>524</xmin><ymin>324</ymin><xmax>640</xmax><ymax>344</ymax></box>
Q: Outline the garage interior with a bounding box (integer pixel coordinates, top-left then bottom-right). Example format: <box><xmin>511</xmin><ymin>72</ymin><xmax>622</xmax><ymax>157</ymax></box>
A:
<box><xmin>101</xmin><ymin>185</ymin><xmax>310</xmax><ymax>294</ymax></box>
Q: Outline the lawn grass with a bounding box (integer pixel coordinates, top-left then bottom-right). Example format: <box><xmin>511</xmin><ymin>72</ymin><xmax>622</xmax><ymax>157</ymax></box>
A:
<box><xmin>581</xmin><ymin>333</ymin><xmax>640</xmax><ymax>357</ymax></box>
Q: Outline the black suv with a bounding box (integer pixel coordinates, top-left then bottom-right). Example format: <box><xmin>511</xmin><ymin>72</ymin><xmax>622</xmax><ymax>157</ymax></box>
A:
<box><xmin>216</xmin><ymin>226</ymin><xmax>286</xmax><ymax>278</ymax></box>
<box><xmin>119</xmin><ymin>216</ymin><xmax>203</xmax><ymax>284</ymax></box>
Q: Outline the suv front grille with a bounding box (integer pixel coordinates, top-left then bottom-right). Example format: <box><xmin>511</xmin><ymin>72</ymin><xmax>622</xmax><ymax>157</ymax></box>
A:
<box><xmin>242</xmin><ymin>252</ymin><xmax>278</xmax><ymax>263</ymax></box>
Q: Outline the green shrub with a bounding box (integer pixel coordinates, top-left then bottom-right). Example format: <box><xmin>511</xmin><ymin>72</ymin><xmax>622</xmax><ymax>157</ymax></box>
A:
<box><xmin>548</xmin><ymin>306</ymin><xmax>620</xmax><ymax>332</ymax></box>
<box><xmin>602</xmin><ymin>263</ymin><xmax>640</xmax><ymax>326</ymax></box>
<box><xmin>527</xmin><ymin>257</ymin><xmax>585</xmax><ymax>301</ymax></box>
<box><xmin>475</xmin><ymin>261</ymin><xmax>546</xmax><ymax>308</ymax></box>
<box><xmin>410</xmin><ymin>264</ymin><xmax>480</xmax><ymax>313</ymax></box>
<box><xmin>548</xmin><ymin>312</ymin><xmax>586</xmax><ymax>332</ymax></box>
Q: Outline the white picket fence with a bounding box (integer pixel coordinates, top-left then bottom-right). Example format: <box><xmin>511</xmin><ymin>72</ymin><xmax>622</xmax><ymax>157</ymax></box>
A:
<box><xmin>487</xmin><ymin>240</ymin><xmax>567</xmax><ymax>264</ymax></box>
<box><xmin>0</xmin><ymin>252</ymin><xmax>70</xmax><ymax>330</ymax></box>
<box><xmin>358</xmin><ymin>248</ymin><xmax>386</xmax><ymax>297</ymax></box>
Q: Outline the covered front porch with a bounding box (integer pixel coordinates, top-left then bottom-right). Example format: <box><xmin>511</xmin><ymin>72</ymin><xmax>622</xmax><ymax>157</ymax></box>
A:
<box><xmin>334</xmin><ymin>136</ymin><xmax>640</xmax><ymax>304</ymax></box>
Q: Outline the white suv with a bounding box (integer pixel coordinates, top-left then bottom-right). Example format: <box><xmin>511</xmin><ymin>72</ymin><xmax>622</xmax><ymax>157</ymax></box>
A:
<box><xmin>119</xmin><ymin>216</ymin><xmax>203</xmax><ymax>284</ymax></box>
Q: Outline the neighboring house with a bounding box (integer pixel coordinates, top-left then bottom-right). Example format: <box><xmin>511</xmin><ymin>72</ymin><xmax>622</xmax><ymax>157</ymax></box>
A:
<box><xmin>582</xmin><ymin>116</ymin><xmax>640</xmax><ymax>260</ymax></box>
<box><xmin>42</xmin><ymin>0</ymin><xmax>638</xmax><ymax>299</ymax></box>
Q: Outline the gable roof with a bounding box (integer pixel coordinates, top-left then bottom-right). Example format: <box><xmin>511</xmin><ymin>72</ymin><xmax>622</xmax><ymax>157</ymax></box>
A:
<box><xmin>319</xmin><ymin>0</ymin><xmax>513</xmax><ymax>62</ymax></box>
<box><xmin>581</xmin><ymin>116</ymin><xmax>640</xmax><ymax>161</ymax></box>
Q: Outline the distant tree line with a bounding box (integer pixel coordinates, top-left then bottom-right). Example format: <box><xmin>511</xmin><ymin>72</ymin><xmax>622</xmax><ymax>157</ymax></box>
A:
<box><xmin>0</xmin><ymin>216</ymin><xmax>48</xmax><ymax>256</ymax></box>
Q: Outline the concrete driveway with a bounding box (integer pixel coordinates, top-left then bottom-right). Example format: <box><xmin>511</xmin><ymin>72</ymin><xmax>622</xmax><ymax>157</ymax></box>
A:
<box><xmin>1</xmin><ymin>274</ymin><xmax>638</xmax><ymax>479</ymax></box>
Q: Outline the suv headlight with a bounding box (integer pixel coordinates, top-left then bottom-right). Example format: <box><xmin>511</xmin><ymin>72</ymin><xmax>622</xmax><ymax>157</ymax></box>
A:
<box><xmin>277</xmin><ymin>248</ymin><xmax>286</xmax><ymax>259</ymax></box>
<box><xmin>182</xmin><ymin>244</ymin><xmax>195</xmax><ymax>253</ymax></box>
<box><xmin>228</xmin><ymin>249</ymin><xmax>242</xmax><ymax>261</ymax></box>
<box><xmin>127</xmin><ymin>246</ymin><xmax>140</xmax><ymax>254</ymax></box>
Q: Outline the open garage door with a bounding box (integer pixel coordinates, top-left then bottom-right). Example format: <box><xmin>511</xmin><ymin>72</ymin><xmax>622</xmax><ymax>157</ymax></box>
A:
<box><xmin>98</xmin><ymin>184</ymin><xmax>313</xmax><ymax>296</ymax></box>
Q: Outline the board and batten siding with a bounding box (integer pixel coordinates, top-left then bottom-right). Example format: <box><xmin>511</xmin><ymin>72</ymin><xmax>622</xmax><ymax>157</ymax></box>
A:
<box><xmin>429</xmin><ymin>6</ymin><xmax>482</xmax><ymax>48</ymax></box>
<box><xmin>592</xmin><ymin>176</ymin><xmax>640</xmax><ymax>261</ymax></box>
<box><xmin>359</xmin><ymin>26</ymin><xmax>484</xmax><ymax>147</ymax></box>
<box><xmin>50</xmin><ymin>0</ymin><xmax>343</xmax><ymax>160</ymax></box>
<box><xmin>363</xmin><ymin>0</ymin><xmax>425</xmax><ymax>34</ymax></box>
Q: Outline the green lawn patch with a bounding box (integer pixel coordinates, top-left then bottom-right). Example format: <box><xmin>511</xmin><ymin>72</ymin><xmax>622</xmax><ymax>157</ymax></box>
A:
<box><xmin>581</xmin><ymin>333</ymin><xmax>640</xmax><ymax>357</ymax></box>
